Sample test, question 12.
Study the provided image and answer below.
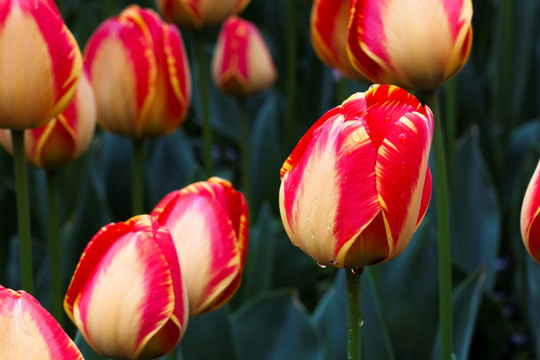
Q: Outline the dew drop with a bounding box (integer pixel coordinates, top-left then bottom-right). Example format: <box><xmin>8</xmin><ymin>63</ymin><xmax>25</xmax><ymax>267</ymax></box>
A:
<box><xmin>343</xmin><ymin>176</ymin><xmax>348</xmax><ymax>183</ymax></box>
<box><xmin>311</xmin><ymin>230</ymin><xmax>316</xmax><ymax>239</ymax></box>
<box><xmin>317</xmin><ymin>263</ymin><xmax>327</xmax><ymax>269</ymax></box>
<box><xmin>352</xmin><ymin>131</ymin><xmax>361</xmax><ymax>142</ymax></box>
<box><xmin>384</xmin><ymin>115</ymin><xmax>392</xmax><ymax>122</ymax></box>
<box><xmin>306</xmin><ymin>170</ymin><xmax>310</xmax><ymax>176</ymax></box>
<box><xmin>399</xmin><ymin>133</ymin><xmax>408</xmax><ymax>145</ymax></box>
<box><xmin>369</xmin><ymin>84</ymin><xmax>379</xmax><ymax>90</ymax></box>
<box><xmin>315</xmin><ymin>197</ymin><xmax>319</xmax><ymax>204</ymax></box>
<box><xmin>330</xmin><ymin>258</ymin><xmax>338</xmax><ymax>265</ymax></box>
<box><xmin>360</xmin><ymin>320</ymin><xmax>365</xmax><ymax>327</ymax></box>
<box><xmin>348</xmin><ymin>151</ymin><xmax>352</xmax><ymax>156</ymax></box>
<box><xmin>326</xmin><ymin>222</ymin><xmax>332</xmax><ymax>231</ymax></box>
<box><xmin>350</xmin><ymin>267</ymin><xmax>363</xmax><ymax>275</ymax></box>
<box><xmin>401</xmin><ymin>161</ymin><xmax>406</xmax><ymax>170</ymax></box>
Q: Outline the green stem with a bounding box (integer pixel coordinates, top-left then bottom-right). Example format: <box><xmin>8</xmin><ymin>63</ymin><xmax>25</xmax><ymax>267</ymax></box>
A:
<box><xmin>167</xmin><ymin>346</ymin><xmax>177</xmax><ymax>360</ymax></box>
<box><xmin>338</xmin><ymin>76</ymin><xmax>349</xmax><ymax>103</ymax></box>
<box><xmin>132</xmin><ymin>139</ymin><xmax>144</xmax><ymax>215</ymax></box>
<box><xmin>284</xmin><ymin>0</ymin><xmax>298</xmax><ymax>154</ymax></box>
<box><xmin>237</xmin><ymin>98</ymin><xmax>252</xmax><ymax>219</ymax></box>
<box><xmin>195</xmin><ymin>31</ymin><xmax>213</xmax><ymax>178</ymax></box>
<box><xmin>424</xmin><ymin>90</ymin><xmax>452</xmax><ymax>360</ymax></box>
<box><xmin>47</xmin><ymin>170</ymin><xmax>63</xmax><ymax>326</ymax></box>
<box><xmin>12</xmin><ymin>130</ymin><xmax>34</xmax><ymax>293</ymax></box>
<box><xmin>365</xmin><ymin>268</ymin><xmax>395</xmax><ymax>360</ymax></box>
<box><xmin>346</xmin><ymin>269</ymin><xmax>363</xmax><ymax>360</ymax></box>
<box><xmin>444</xmin><ymin>79</ymin><xmax>457</xmax><ymax>180</ymax></box>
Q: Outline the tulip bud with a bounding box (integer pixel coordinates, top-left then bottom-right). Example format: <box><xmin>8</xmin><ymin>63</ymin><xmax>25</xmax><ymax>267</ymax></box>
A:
<box><xmin>521</xmin><ymin>160</ymin><xmax>540</xmax><ymax>264</ymax></box>
<box><xmin>310</xmin><ymin>0</ymin><xmax>366</xmax><ymax>82</ymax></box>
<box><xmin>64</xmin><ymin>215</ymin><xmax>189</xmax><ymax>360</ymax></box>
<box><xmin>0</xmin><ymin>71</ymin><xmax>96</xmax><ymax>170</ymax></box>
<box><xmin>0</xmin><ymin>0</ymin><xmax>83</xmax><ymax>130</ymax></box>
<box><xmin>151</xmin><ymin>177</ymin><xmax>249</xmax><ymax>316</ymax></box>
<box><xmin>279</xmin><ymin>85</ymin><xmax>433</xmax><ymax>269</ymax></box>
<box><xmin>211</xmin><ymin>16</ymin><xmax>276</xmax><ymax>98</ymax></box>
<box><xmin>156</xmin><ymin>0</ymin><xmax>250</xmax><ymax>29</ymax></box>
<box><xmin>0</xmin><ymin>285</ymin><xmax>83</xmax><ymax>359</ymax></box>
<box><xmin>347</xmin><ymin>0</ymin><xmax>473</xmax><ymax>90</ymax></box>
<box><xmin>84</xmin><ymin>5</ymin><xmax>191</xmax><ymax>139</ymax></box>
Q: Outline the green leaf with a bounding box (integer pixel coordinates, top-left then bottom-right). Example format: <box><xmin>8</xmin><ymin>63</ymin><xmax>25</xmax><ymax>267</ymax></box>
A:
<box><xmin>451</xmin><ymin>129</ymin><xmax>500</xmax><ymax>289</ymax></box>
<box><xmin>179</xmin><ymin>307</ymin><xmax>238</xmax><ymax>360</ymax></box>
<box><xmin>73</xmin><ymin>331</ymin><xmax>107</xmax><ymax>360</ymax></box>
<box><xmin>232</xmin><ymin>290</ymin><xmax>324</xmax><ymax>360</ymax></box>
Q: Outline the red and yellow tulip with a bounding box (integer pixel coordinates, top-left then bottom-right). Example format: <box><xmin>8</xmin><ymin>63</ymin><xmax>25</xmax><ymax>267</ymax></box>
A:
<box><xmin>347</xmin><ymin>0</ymin><xmax>473</xmax><ymax>90</ymax></box>
<box><xmin>0</xmin><ymin>0</ymin><xmax>82</xmax><ymax>130</ymax></box>
<box><xmin>310</xmin><ymin>0</ymin><xmax>365</xmax><ymax>82</ymax></box>
<box><xmin>84</xmin><ymin>5</ymin><xmax>191</xmax><ymax>139</ymax></box>
<box><xmin>151</xmin><ymin>177</ymin><xmax>249</xmax><ymax>316</ymax></box>
<box><xmin>279</xmin><ymin>85</ymin><xmax>433</xmax><ymax>269</ymax></box>
<box><xmin>64</xmin><ymin>215</ymin><xmax>188</xmax><ymax>360</ymax></box>
<box><xmin>521</xmin><ymin>160</ymin><xmax>540</xmax><ymax>264</ymax></box>
<box><xmin>211</xmin><ymin>16</ymin><xmax>276</xmax><ymax>98</ymax></box>
<box><xmin>156</xmin><ymin>0</ymin><xmax>250</xmax><ymax>29</ymax></box>
<box><xmin>0</xmin><ymin>285</ymin><xmax>83</xmax><ymax>359</ymax></box>
<box><xmin>0</xmin><ymin>71</ymin><xmax>96</xmax><ymax>170</ymax></box>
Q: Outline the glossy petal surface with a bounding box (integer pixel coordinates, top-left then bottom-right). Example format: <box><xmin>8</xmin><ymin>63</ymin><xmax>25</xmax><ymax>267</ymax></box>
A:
<box><xmin>521</xmin><ymin>160</ymin><xmax>540</xmax><ymax>264</ymax></box>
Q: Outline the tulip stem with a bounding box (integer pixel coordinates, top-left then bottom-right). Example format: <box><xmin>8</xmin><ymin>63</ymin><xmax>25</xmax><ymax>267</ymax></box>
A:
<box><xmin>132</xmin><ymin>139</ymin><xmax>144</xmax><ymax>215</ymax></box>
<box><xmin>238</xmin><ymin>98</ymin><xmax>252</xmax><ymax>219</ymax></box>
<box><xmin>444</xmin><ymin>79</ymin><xmax>457</xmax><ymax>179</ymax></box>
<box><xmin>284</xmin><ymin>0</ymin><xmax>298</xmax><ymax>154</ymax></box>
<box><xmin>12</xmin><ymin>129</ymin><xmax>34</xmax><ymax>293</ymax></box>
<box><xmin>47</xmin><ymin>170</ymin><xmax>63</xmax><ymax>326</ymax></box>
<box><xmin>346</xmin><ymin>268</ymin><xmax>363</xmax><ymax>360</ymax></box>
<box><xmin>195</xmin><ymin>31</ymin><xmax>214</xmax><ymax>178</ymax></box>
<box><xmin>425</xmin><ymin>89</ymin><xmax>453</xmax><ymax>360</ymax></box>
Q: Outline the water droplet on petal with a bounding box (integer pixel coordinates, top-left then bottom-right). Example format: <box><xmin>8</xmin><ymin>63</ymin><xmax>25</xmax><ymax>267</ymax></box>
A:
<box><xmin>311</xmin><ymin>231</ymin><xmax>316</xmax><ymax>239</ymax></box>
<box><xmin>401</xmin><ymin>161</ymin><xmax>406</xmax><ymax>170</ymax></box>
<box><xmin>352</xmin><ymin>131</ymin><xmax>361</xmax><ymax>142</ymax></box>
<box><xmin>369</xmin><ymin>84</ymin><xmax>378</xmax><ymax>90</ymax></box>
<box><xmin>350</xmin><ymin>267</ymin><xmax>363</xmax><ymax>275</ymax></box>
<box><xmin>326</xmin><ymin>222</ymin><xmax>332</xmax><ymax>230</ymax></box>
<box><xmin>317</xmin><ymin>263</ymin><xmax>327</xmax><ymax>268</ymax></box>
<box><xmin>315</xmin><ymin>197</ymin><xmax>319</xmax><ymax>204</ymax></box>
<box><xmin>306</xmin><ymin>170</ymin><xmax>310</xmax><ymax>176</ymax></box>
<box><xmin>348</xmin><ymin>151</ymin><xmax>352</xmax><ymax>156</ymax></box>
<box><xmin>384</xmin><ymin>115</ymin><xmax>392</xmax><ymax>122</ymax></box>
<box><xmin>343</xmin><ymin>176</ymin><xmax>348</xmax><ymax>183</ymax></box>
<box><xmin>360</xmin><ymin>320</ymin><xmax>365</xmax><ymax>327</ymax></box>
<box><xmin>399</xmin><ymin>133</ymin><xmax>408</xmax><ymax>145</ymax></box>
<box><xmin>330</xmin><ymin>258</ymin><xmax>338</xmax><ymax>265</ymax></box>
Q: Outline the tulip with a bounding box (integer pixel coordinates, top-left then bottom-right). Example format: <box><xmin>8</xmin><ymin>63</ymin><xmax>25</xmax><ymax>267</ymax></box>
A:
<box><xmin>0</xmin><ymin>71</ymin><xmax>96</xmax><ymax>170</ymax></box>
<box><xmin>211</xmin><ymin>16</ymin><xmax>277</xmax><ymax>98</ymax></box>
<box><xmin>0</xmin><ymin>0</ymin><xmax>82</xmax><ymax>130</ymax></box>
<box><xmin>156</xmin><ymin>0</ymin><xmax>250</xmax><ymax>29</ymax></box>
<box><xmin>151</xmin><ymin>177</ymin><xmax>249</xmax><ymax>316</ymax></box>
<box><xmin>279</xmin><ymin>84</ymin><xmax>433</xmax><ymax>269</ymax></box>
<box><xmin>521</xmin><ymin>160</ymin><xmax>540</xmax><ymax>264</ymax></box>
<box><xmin>64</xmin><ymin>215</ymin><xmax>189</xmax><ymax>360</ymax></box>
<box><xmin>0</xmin><ymin>285</ymin><xmax>83</xmax><ymax>359</ymax></box>
<box><xmin>84</xmin><ymin>5</ymin><xmax>191</xmax><ymax>139</ymax></box>
<box><xmin>347</xmin><ymin>0</ymin><xmax>473</xmax><ymax>91</ymax></box>
<box><xmin>310</xmin><ymin>0</ymin><xmax>365</xmax><ymax>82</ymax></box>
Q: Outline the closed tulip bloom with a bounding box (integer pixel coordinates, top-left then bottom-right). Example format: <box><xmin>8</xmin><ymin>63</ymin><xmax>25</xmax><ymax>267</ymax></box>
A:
<box><xmin>0</xmin><ymin>71</ymin><xmax>96</xmax><ymax>170</ymax></box>
<box><xmin>0</xmin><ymin>0</ymin><xmax>83</xmax><ymax>130</ymax></box>
<box><xmin>520</xmin><ymin>160</ymin><xmax>540</xmax><ymax>264</ymax></box>
<box><xmin>64</xmin><ymin>215</ymin><xmax>188</xmax><ymax>360</ymax></box>
<box><xmin>0</xmin><ymin>286</ymin><xmax>83</xmax><ymax>359</ymax></box>
<box><xmin>279</xmin><ymin>85</ymin><xmax>433</xmax><ymax>269</ymax></box>
<box><xmin>347</xmin><ymin>0</ymin><xmax>473</xmax><ymax>90</ymax></box>
<box><xmin>212</xmin><ymin>16</ymin><xmax>276</xmax><ymax>98</ymax></box>
<box><xmin>84</xmin><ymin>5</ymin><xmax>191</xmax><ymax>139</ymax></box>
<box><xmin>151</xmin><ymin>177</ymin><xmax>249</xmax><ymax>316</ymax></box>
<box><xmin>156</xmin><ymin>0</ymin><xmax>250</xmax><ymax>29</ymax></box>
<box><xmin>310</xmin><ymin>0</ymin><xmax>365</xmax><ymax>81</ymax></box>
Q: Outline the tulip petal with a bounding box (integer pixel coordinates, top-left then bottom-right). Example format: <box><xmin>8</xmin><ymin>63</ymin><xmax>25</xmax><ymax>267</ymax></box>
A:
<box><xmin>65</xmin><ymin>217</ymin><xmax>177</xmax><ymax>359</ymax></box>
<box><xmin>375</xmin><ymin>111</ymin><xmax>432</xmax><ymax>259</ymax></box>
<box><xmin>416</xmin><ymin>167</ymin><xmax>432</xmax><ymax>228</ymax></box>
<box><xmin>0</xmin><ymin>286</ymin><xmax>83</xmax><ymax>360</ymax></box>
<box><xmin>521</xmin><ymin>161</ymin><xmax>540</xmax><ymax>264</ymax></box>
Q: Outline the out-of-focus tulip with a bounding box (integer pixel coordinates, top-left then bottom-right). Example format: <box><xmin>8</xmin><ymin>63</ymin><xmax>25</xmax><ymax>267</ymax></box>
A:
<box><xmin>0</xmin><ymin>0</ymin><xmax>83</xmax><ymax>130</ymax></box>
<box><xmin>310</xmin><ymin>0</ymin><xmax>365</xmax><ymax>82</ymax></box>
<box><xmin>0</xmin><ymin>285</ymin><xmax>83</xmax><ymax>359</ymax></box>
<box><xmin>156</xmin><ymin>0</ymin><xmax>250</xmax><ymax>29</ymax></box>
<box><xmin>0</xmin><ymin>71</ymin><xmax>96</xmax><ymax>170</ymax></box>
<box><xmin>279</xmin><ymin>84</ymin><xmax>433</xmax><ymax>269</ymax></box>
<box><xmin>211</xmin><ymin>16</ymin><xmax>276</xmax><ymax>98</ymax></box>
<box><xmin>64</xmin><ymin>215</ymin><xmax>188</xmax><ymax>360</ymax></box>
<box><xmin>521</xmin><ymin>160</ymin><xmax>540</xmax><ymax>264</ymax></box>
<box><xmin>347</xmin><ymin>0</ymin><xmax>473</xmax><ymax>90</ymax></box>
<box><xmin>151</xmin><ymin>177</ymin><xmax>249</xmax><ymax>316</ymax></box>
<box><xmin>84</xmin><ymin>5</ymin><xmax>191</xmax><ymax>139</ymax></box>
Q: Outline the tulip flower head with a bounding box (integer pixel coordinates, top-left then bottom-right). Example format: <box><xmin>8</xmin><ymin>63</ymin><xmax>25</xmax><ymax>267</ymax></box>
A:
<box><xmin>211</xmin><ymin>16</ymin><xmax>277</xmax><ymax>98</ymax></box>
<box><xmin>64</xmin><ymin>215</ymin><xmax>188</xmax><ymax>360</ymax></box>
<box><xmin>84</xmin><ymin>5</ymin><xmax>191</xmax><ymax>139</ymax></box>
<box><xmin>0</xmin><ymin>71</ymin><xmax>96</xmax><ymax>170</ymax></box>
<box><xmin>310</xmin><ymin>0</ymin><xmax>366</xmax><ymax>82</ymax></box>
<box><xmin>347</xmin><ymin>0</ymin><xmax>473</xmax><ymax>90</ymax></box>
<box><xmin>0</xmin><ymin>0</ymin><xmax>83</xmax><ymax>130</ymax></box>
<box><xmin>151</xmin><ymin>177</ymin><xmax>249</xmax><ymax>316</ymax></box>
<box><xmin>156</xmin><ymin>0</ymin><xmax>250</xmax><ymax>29</ymax></box>
<box><xmin>521</xmin><ymin>160</ymin><xmax>540</xmax><ymax>264</ymax></box>
<box><xmin>0</xmin><ymin>286</ymin><xmax>83</xmax><ymax>359</ymax></box>
<box><xmin>279</xmin><ymin>85</ymin><xmax>433</xmax><ymax>270</ymax></box>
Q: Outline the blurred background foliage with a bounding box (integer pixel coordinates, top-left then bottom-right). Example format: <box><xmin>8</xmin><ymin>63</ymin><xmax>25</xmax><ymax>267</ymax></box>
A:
<box><xmin>1</xmin><ymin>0</ymin><xmax>540</xmax><ymax>359</ymax></box>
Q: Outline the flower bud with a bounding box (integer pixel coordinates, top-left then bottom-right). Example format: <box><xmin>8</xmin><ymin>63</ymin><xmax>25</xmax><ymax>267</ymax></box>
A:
<box><xmin>521</xmin><ymin>160</ymin><xmax>540</xmax><ymax>264</ymax></box>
